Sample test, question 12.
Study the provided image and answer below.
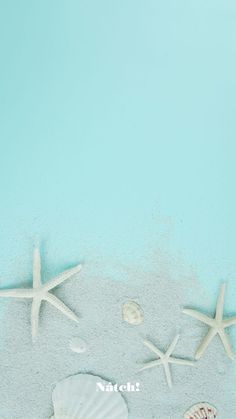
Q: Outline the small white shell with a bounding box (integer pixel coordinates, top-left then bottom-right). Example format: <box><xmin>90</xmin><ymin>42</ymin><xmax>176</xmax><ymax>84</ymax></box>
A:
<box><xmin>122</xmin><ymin>301</ymin><xmax>144</xmax><ymax>325</ymax></box>
<box><xmin>51</xmin><ymin>373</ymin><xmax>128</xmax><ymax>419</ymax></box>
<box><xmin>69</xmin><ymin>337</ymin><xmax>87</xmax><ymax>353</ymax></box>
<box><xmin>184</xmin><ymin>402</ymin><xmax>218</xmax><ymax>418</ymax></box>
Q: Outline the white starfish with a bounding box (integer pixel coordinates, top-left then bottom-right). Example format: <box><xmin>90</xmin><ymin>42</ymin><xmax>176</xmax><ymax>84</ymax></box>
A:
<box><xmin>0</xmin><ymin>247</ymin><xmax>82</xmax><ymax>341</ymax></box>
<box><xmin>183</xmin><ymin>283</ymin><xmax>236</xmax><ymax>360</ymax></box>
<box><xmin>138</xmin><ymin>334</ymin><xmax>195</xmax><ymax>388</ymax></box>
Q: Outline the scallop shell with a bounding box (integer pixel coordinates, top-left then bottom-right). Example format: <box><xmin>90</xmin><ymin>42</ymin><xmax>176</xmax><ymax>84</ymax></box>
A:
<box><xmin>51</xmin><ymin>373</ymin><xmax>129</xmax><ymax>419</ymax></box>
<box><xmin>184</xmin><ymin>402</ymin><xmax>218</xmax><ymax>418</ymax></box>
<box><xmin>69</xmin><ymin>337</ymin><xmax>87</xmax><ymax>353</ymax></box>
<box><xmin>122</xmin><ymin>301</ymin><xmax>144</xmax><ymax>325</ymax></box>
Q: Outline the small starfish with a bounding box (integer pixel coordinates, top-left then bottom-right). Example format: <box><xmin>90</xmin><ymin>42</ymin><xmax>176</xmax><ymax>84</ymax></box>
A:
<box><xmin>183</xmin><ymin>283</ymin><xmax>236</xmax><ymax>360</ymax></box>
<box><xmin>138</xmin><ymin>334</ymin><xmax>195</xmax><ymax>388</ymax></box>
<box><xmin>0</xmin><ymin>247</ymin><xmax>82</xmax><ymax>341</ymax></box>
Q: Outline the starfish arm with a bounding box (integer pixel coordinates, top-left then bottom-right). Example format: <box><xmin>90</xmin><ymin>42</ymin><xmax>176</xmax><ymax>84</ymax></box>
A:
<box><xmin>0</xmin><ymin>288</ymin><xmax>34</xmax><ymax>298</ymax></box>
<box><xmin>216</xmin><ymin>283</ymin><xmax>226</xmax><ymax>321</ymax></box>
<box><xmin>223</xmin><ymin>317</ymin><xmax>236</xmax><ymax>328</ymax></box>
<box><xmin>183</xmin><ymin>308</ymin><xmax>214</xmax><ymax>327</ymax></box>
<box><xmin>43</xmin><ymin>264</ymin><xmax>82</xmax><ymax>291</ymax></box>
<box><xmin>163</xmin><ymin>362</ymin><xmax>172</xmax><ymax>388</ymax></box>
<box><xmin>166</xmin><ymin>334</ymin><xmax>180</xmax><ymax>357</ymax></box>
<box><xmin>44</xmin><ymin>292</ymin><xmax>79</xmax><ymax>323</ymax></box>
<box><xmin>218</xmin><ymin>329</ymin><xmax>235</xmax><ymax>360</ymax></box>
<box><xmin>31</xmin><ymin>297</ymin><xmax>42</xmax><ymax>341</ymax></box>
<box><xmin>195</xmin><ymin>327</ymin><xmax>217</xmax><ymax>359</ymax></box>
<box><xmin>169</xmin><ymin>357</ymin><xmax>195</xmax><ymax>366</ymax></box>
<box><xmin>138</xmin><ymin>359</ymin><xmax>162</xmax><ymax>372</ymax></box>
<box><xmin>33</xmin><ymin>247</ymin><xmax>41</xmax><ymax>288</ymax></box>
<box><xmin>143</xmin><ymin>340</ymin><xmax>164</xmax><ymax>358</ymax></box>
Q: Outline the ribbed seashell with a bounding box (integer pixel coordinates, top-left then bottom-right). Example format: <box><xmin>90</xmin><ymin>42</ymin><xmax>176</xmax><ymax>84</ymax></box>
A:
<box><xmin>51</xmin><ymin>373</ymin><xmax>129</xmax><ymax>419</ymax></box>
<box><xmin>122</xmin><ymin>301</ymin><xmax>144</xmax><ymax>325</ymax></box>
<box><xmin>69</xmin><ymin>337</ymin><xmax>87</xmax><ymax>353</ymax></box>
<box><xmin>184</xmin><ymin>402</ymin><xmax>218</xmax><ymax>418</ymax></box>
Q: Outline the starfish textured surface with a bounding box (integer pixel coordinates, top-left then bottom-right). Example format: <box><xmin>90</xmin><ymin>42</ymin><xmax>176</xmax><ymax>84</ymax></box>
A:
<box><xmin>139</xmin><ymin>334</ymin><xmax>195</xmax><ymax>388</ymax></box>
<box><xmin>0</xmin><ymin>247</ymin><xmax>82</xmax><ymax>341</ymax></box>
<box><xmin>183</xmin><ymin>283</ymin><xmax>236</xmax><ymax>360</ymax></box>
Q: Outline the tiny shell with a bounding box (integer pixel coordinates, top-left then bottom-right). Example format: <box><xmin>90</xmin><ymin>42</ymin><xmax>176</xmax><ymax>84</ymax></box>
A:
<box><xmin>69</xmin><ymin>337</ymin><xmax>87</xmax><ymax>353</ymax></box>
<box><xmin>122</xmin><ymin>301</ymin><xmax>144</xmax><ymax>325</ymax></box>
<box><xmin>184</xmin><ymin>402</ymin><xmax>218</xmax><ymax>418</ymax></box>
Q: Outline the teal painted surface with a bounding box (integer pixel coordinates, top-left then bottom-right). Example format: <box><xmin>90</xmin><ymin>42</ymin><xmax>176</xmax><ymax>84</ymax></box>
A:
<box><xmin>0</xmin><ymin>2</ymin><xmax>236</xmax><ymax>293</ymax></box>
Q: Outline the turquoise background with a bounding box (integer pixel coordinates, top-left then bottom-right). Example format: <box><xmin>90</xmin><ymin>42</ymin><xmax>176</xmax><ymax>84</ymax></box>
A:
<box><xmin>0</xmin><ymin>1</ymin><xmax>236</xmax><ymax>297</ymax></box>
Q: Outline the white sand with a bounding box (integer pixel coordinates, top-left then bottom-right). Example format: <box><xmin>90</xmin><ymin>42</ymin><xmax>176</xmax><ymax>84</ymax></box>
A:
<box><xmin>0</xmin><ymin>258</ymin><xmax>235</xmax><ymax>418</ymax></box>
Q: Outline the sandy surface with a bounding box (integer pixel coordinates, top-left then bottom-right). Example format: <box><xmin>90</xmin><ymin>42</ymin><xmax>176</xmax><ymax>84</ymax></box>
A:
<box><xmin>0</xmin><ymin>259</ymin><xmax>236</xmax><ymax>419</ymax></box>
